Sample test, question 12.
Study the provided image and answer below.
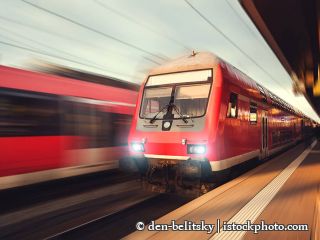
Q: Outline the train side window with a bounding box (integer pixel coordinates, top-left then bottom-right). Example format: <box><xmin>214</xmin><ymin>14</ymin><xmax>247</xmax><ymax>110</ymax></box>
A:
<box><xmin>249</xmin><ymin>102</ymin><xmax>257</xmax><ymax>124</ymax></box>
<box><xmin>62</xmin><ymin>100</ymin><xmax>132</xmax><ymax>148</ymax></box>
<box><xmin>227</xmin><ymin>93</ymin><xmax>238</xmax><ymax>118</ymax></box>
<box><xmin>112</xmin><ymin>113</ymin><xmax>132</xmax><ymax>146</ymax></box>
<box><xmin>62</xmin><ymin>101</ymin><xmax>113</xmax><ymax>148</ymax></box>
<box><xmin>0</xmin><ymin>88</ymin><xmax>60</xmax><ymax>137</ymax></box>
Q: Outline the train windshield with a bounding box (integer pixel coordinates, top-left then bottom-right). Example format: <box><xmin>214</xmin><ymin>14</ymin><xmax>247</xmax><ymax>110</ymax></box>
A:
<box><xmin>140</xmin><ymin>70</ymin><xmax>212</xmax><ymax>119</ymax></box>
<box><xmin>140</xmin><ymin>87</ymin><xmax>172</xmax><ymax>119</ymax></box>
<box><xmin>174</xmin><ymin>84</ymin><xmax>211</xmax><ymax>117</ymax></box>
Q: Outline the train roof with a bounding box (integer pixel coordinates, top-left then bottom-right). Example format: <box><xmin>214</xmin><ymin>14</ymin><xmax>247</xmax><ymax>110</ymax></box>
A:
<box><xmin>0</xmin><ymin>65</ymin><xmax>137</xmax><ymax>105</ymax></box>
<box><xmin>32</xmin><ymin>64</ymin><xmax>140</xmax><ymax>91</ymax></box>
<box><xmin>149</xmin><ymin>52</ymin><xmax>219</xmax><ymax>76</ymax></box>
<box><xmin>148</xmin><ymin>51</ymin><xmax>309</xmax><ymax>120</ymax></box>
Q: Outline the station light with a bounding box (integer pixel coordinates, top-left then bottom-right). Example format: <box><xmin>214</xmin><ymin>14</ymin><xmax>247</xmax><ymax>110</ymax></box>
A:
<box><xmin>187</xmin><ymin>144</ymin><xmax>206</xmax><ymax>154</ymax></box>
<box><xmin>131</xmin><ymin>142</ymin><xmax>144</xmax><ymax>152</ymax></box>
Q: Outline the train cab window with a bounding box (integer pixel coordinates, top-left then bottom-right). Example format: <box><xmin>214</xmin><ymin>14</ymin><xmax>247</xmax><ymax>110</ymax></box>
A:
<box><xmin>249</xmin><ymin>103</ymin><xmax>258</xmax><ymax>124</ymax></box>
<box><xmin>174</xmin><ymin>84</ymin><xmax>210</xmax><ymax>117</ymax></box>
<box><xmin>140</xmin><ymin>87</ymin><xmax>172</xmax><ymax>118</ymax></box>
<box><xmin>227</xmin><ymin>93</ymin><xmax>238</xmax><ymax>118</ymax></box>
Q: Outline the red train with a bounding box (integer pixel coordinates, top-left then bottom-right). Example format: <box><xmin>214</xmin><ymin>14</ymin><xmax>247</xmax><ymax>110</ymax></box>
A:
<box><xmin>0</xmin><ymin>65</ymin><xmax>137</xmax><ymax>189</ymax></box>
<box><xmin>128</xmin><ymin>52</ymin><xmax>315</xmax><ymax>193</ymax></box>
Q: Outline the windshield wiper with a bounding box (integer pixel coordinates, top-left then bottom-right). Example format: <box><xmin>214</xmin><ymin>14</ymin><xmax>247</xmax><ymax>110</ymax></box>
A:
<box><xmin>171</xmin><ymin>104</ymin><xmax>188</xmax><ymax>123</ymax></box>
<box><xmin>150</xmin><ymin>103</ymin><xmax>190</xmax><ymax>124</ymax></box>
<box><xmin>149</xmin><ymin>104</ymin><xmax>169</xmax><ymax>124</ymax></box>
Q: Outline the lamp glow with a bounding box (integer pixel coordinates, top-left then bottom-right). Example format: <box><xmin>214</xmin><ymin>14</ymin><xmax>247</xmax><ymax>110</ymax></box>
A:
<box><xmin>131</xmin><ymin>143</ymin><xmax>144</xmax><ymax>152</ymax></box>
<box><xmin>188</xmin><ymin>144</ymin><xmax>206</xmax><ymax>154</ymax></box>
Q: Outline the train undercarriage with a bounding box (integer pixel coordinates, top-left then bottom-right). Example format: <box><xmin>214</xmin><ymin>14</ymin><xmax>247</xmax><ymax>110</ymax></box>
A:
<box><xmin>131</xmin><ymin>157</ymin><xmax>220</xmax><ymax>196</ymax></box>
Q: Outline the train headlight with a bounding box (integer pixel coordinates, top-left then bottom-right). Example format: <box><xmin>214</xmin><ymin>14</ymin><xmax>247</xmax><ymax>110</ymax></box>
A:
<box><xmin>187</xmin><ymin>144</ymin><xmax>206</xmax><ymax>154</ymax></box>
<box><xmin>131</xmin><ymin>142</ymin><xmax>144</xmax><ymax>152</ymax></box>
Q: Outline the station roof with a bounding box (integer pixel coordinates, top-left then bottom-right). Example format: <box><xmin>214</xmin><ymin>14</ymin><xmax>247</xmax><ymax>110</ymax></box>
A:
<box><xmin>241</xmin><ymin>0</ymin><xmax>320</xmax><ymax>115</ymax></box>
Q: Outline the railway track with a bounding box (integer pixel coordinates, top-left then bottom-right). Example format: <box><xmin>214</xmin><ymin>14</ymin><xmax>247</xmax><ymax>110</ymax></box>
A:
<box><xmin>46</xmin><ymin>193</ymin><xmax>192</xmax><ymax>240</ymax></box>
<box><xmin>0</xmin><ymin>169</ymin><xmax>138</xmax><ymax>215</ymax></box>
<box><xmin>0</xmin><ymin>170</ymin><xmax>192</xmax><ymax>240</ymax></box>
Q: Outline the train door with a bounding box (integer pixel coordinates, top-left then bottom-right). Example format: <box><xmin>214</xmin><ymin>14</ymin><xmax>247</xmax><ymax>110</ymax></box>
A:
<box><xmin>261</xmin><ymin>111</ymin><xmax>268</xmax><ymax>159</ymax></box>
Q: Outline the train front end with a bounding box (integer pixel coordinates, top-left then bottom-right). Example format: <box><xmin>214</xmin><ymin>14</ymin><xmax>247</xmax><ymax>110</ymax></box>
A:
<box><xmin>128</xmin><ymin>52</ymin><xmax>222</xmax><ymax>194</ymax></box>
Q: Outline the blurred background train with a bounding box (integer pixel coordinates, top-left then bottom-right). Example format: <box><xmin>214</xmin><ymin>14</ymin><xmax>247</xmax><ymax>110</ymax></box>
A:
<box><xmin>128</xmin><ymin>52</ymin><xmax>316</xmax><ymax>194</ymax></box>
<box><xmin>0</xmin><ymin>64</ymin><xmax>138</xmax><ymax>190</ymax></box>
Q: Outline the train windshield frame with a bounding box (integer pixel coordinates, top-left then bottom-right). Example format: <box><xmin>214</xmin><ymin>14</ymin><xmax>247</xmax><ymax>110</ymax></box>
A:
<box><xmin>139</xmin><ymin>69</ymin><xmax>213</xmax><ymax>120</ymax></box>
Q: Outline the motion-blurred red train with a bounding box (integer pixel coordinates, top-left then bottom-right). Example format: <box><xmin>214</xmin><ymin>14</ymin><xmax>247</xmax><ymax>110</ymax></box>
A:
<box><xmin>128</xmin><ymin>52</ymin><xmax>315</xmax><ymax>193</ymax></box>
<box><xmin>0</xmin><ymin>65</ymin><xmax>137</xmax><ymax>189</ymax></box>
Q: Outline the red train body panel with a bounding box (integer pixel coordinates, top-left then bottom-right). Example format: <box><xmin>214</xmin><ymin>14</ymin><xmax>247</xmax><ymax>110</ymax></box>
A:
<box><xmin>128</xmin><ymin>52</ymin><xmax>314</xmax><ymax>192</ymax></box>
<box><xmin>0</xmin><ymin>66</ymin><xmax>137</xmax><ymax>108</ymax></box>
<box><xmin>0</xmin><ymin>65</ymin><xmax>137</xmax><ymax>189</ymax></box>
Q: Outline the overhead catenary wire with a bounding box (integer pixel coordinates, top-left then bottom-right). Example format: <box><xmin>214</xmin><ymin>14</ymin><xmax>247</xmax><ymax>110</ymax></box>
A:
<box><xmin>0</xmin><ymin>26</ymin><xmax>137</xmax><ymax>73</ymax></box>
<box><xmin>21</xmin><ymin>0</ymin><xmax>168</xmax><ymax>62</ymax></box>
<box><xmin>185</xmin><ymin>0</ymin><xmax>318</xmax><ymax>121</ymax></box>
<box><xmin>0</xmin><ymin>38</ymin><xmax>138</xmax><ymax>80</ymax></box>
<box><xmin>0</xmin><ymin>15</ymin><xmax>160</xmax><ymax>66</ymax></box>
<box><xmin>225</xmin><ymin>0</ymin><xmax>259</xmax><ymax>39</ymax></box>
<box><xmin>184</xmin><ymin>0</ymin><xmax>293</xmax><ymax>96</ymax></box>
<box><xmin>0</xmin><ymin>1</ymin><xmax>316</xmax><ymax>119</ymax></box>
<box><xmin>93</xmin><ymin>0</ymin><xmax>192</xmax><ymax>52</ymax></box>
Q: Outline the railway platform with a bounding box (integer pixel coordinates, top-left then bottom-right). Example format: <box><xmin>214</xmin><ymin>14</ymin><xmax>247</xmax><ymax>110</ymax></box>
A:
<box><xmin>125</xmin><ymin>140</ymin><xmax>320</xmax><ymax>240</ymax></box>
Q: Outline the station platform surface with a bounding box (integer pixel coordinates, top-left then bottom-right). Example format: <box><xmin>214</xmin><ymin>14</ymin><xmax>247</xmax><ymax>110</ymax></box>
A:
<box><xmin>125</xmin><ymin>140</ymin><xmax>320</xmax><ymax>240</ymax></box>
